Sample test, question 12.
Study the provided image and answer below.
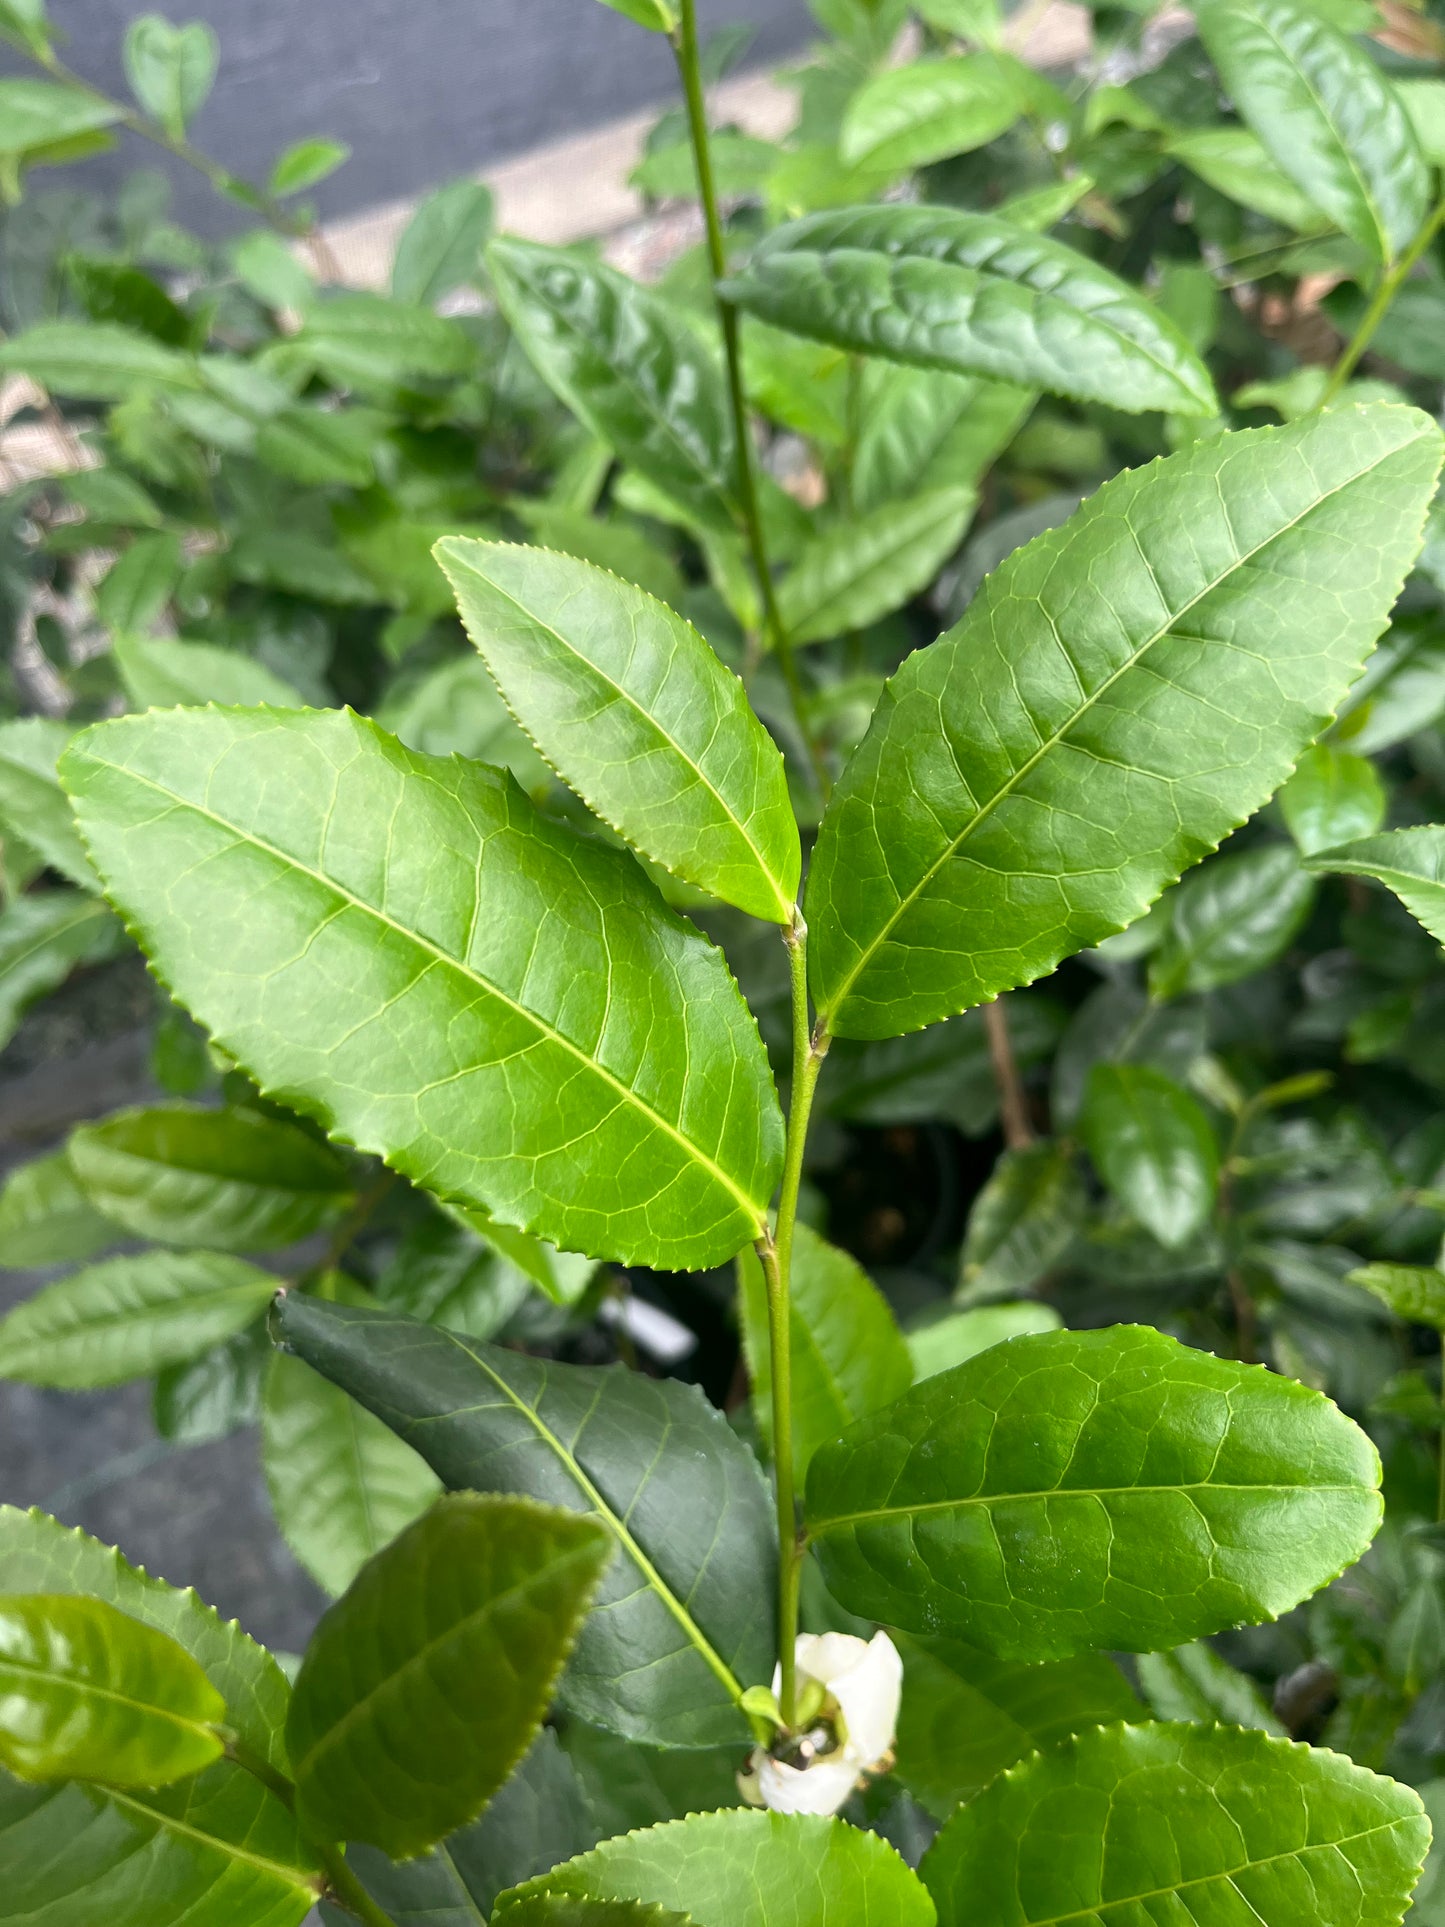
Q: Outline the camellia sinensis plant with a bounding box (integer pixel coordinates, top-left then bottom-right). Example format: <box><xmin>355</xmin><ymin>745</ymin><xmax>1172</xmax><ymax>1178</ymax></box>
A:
<box><xmin>5</xmin><ymin>0</ymin><xmax>1445</xmax><ymax>1921</ymax></box>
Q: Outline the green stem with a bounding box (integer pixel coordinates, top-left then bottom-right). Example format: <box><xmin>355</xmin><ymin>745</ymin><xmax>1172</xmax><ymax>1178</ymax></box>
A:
<box><xmin>320</xmin><ymin>1847</ymin><xmax>398</xmax><ymax>1927</ymax></box>
<box><xmin>223</xmin><ymin>1735</ymin><xmax>297</xmax><ymax>1812</ymax></box>
<box><xmin>1438</xmin><ymin>1331</ymin><xmax>1444</xmax><ymax>1526</ymax></box>
<box><xmin>1321</xmin><ymin>197</ymin><xmax>1445</xmax><ymax>404</ymax></box>
<box><xmin>670</xmin><ymin>0</ymin><xmax>830</xmax><ymax>801</ymax></box>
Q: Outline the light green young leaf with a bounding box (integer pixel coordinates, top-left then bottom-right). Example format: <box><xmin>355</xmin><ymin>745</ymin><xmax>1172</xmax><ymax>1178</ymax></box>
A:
<box><xmin>738</xmin><ymin>1223</ymin><xmax>913</xmax><ymax>1476</ymax></box>
<box><xmin>894</xmin><ymin>1634</ymin><xmax>1140</xmax><ymax>1818</ymax></box>
<box><xmin>437</xmin><ymin>537</ymin><xmax>800</xmax><ymax>923</ymax></box>
<box><xmin>269</xmin><ymin>135</ymin><xmax>350</xmax><ymax>196</ymax></box>
<box><xmin>1279</xmin><ymin>743</ymin><xmax>1386</xmax><ymax>855</ymax></box>
<box><xmin>1347</xmin><ymin>1261</ymin><xmax>1445</xmax><ymax>1330</ymax></box>
<box><xmin>61</xmin><ymin>466</ymin><xmax>165</xmax><ymax>528</ymax></box>
<box><xmin>840</xmin><ymin>54</ymin><xmax>1024</xmax><ymax>173</ymax></box>
<box><xmin>1336</xmin><ymin>615</ymin><xmax>1445</xmax><ymax>753</ymax></box>
<box><xmin>68</xmin><ymin>1103</ymin><xmax>353</xmax><ymax>1252</ymax></box>
<box><xmin>0</xmin><ymin>891</ymin><xmax>122</xmax><ymax>1053</ymax></box>
<box><xmin>1399</xmin><ymin>77</ymin><xmax>1445</xmax><ymax>166</ymax></box>
<box><xmin>95</xmin><ymin>529</ymin><xmax>184</xmax><ymax>637</ymax></box>
<box><xmin>254</xmin><ymin>407</ymin><xmax>376</xmax><ymax>488</ymax></box>
<box><xmin>852</xmin><ymin>366</ymin><xmax>1032</xmax><ymax>512</ymax></box>
<box><xmin>288</xmin><ymin>1494</ymin><xmax>610</xmax><ymax>1858</ymax></box>
<box><xmin>1149</xmin><ymin>843</ymin><xmax>1315</xmax><ymax>998</ymax></box>
<box><xmin>0</xmin><ymin>320</ymin><xmax>194</xmax><ymax>398</ymax></box>
<box><xmin>0</xmin><ymin>77</ymin><xmax>119</xmax><ymax>154</ymax></box>
<box><xmin>392</xmin><ymin>181</ymin><xmax>496</xmax><ymax>306</ymax></box>
<box><xmin>502</xmin><ymin>1904</ymin><xmax>691</xmax><ymax>1927</ymax></box>
<box><xmin>595</xmin><ymin>0</ymin><xmax>677</xmax><ymax>27</ymax></box>
<box><xmin>263</xmin><ymin>1338</ymin><xmax>442</xmax><ymax>1598</ymax></box>
<box><xmin>0</xmin><ymin>1593</ymin><xmax>224</xmax><ymax>1786</ymax></box>
<box><xmin>957</xmin><ymin>1141</ymin><xmax>1084</xmax><ymax>1302</ymax></box>
<box><xmin>907</xmin><ymin>1301</ymin><xmax>1061</xmax><ymax>1381</ymax></box>
<box><xmin>777</xmin><ymin>489</ymin><xmax>977</xmax><ymax>646</ymax></box>
<box><xmin>1135</xmin><ymin>1640</ymin><xmax>1285</xmax><ymax>1733</ymax></box>
<box><xmin>489</xmin><ymin>238</ymin><xmax>737</xmax><ymax>535</ymax></box>
<box><xmin>1167</xmin><ymin>126</ymin><xmax>1327</xmax><ymax>233</ymax></box>
<box><xmin>915</xmin><ymin>0</ymin><xmax>1002</xmax><ymax>42</ymax></box>
<box><xmin>1304</xmin><ymin>824</ymin><xmax>1445</xmax><ymax>944</ymax></box>
<box><xmin>116</xmin><ymin>633</ymin><xmax>302</xmax><ymax>709</ymax></box>
<box><xmin>0</xmin><ymin>718</ymin><xmax>96</xmax><ymax>889</ymax></box>
<box><xmin>0</xmin><ymin>1251</ymin><xmax>277</xmax><ymax>1388</ymax></box>
<box><xmin>1082</xmin><ymin>1064</ymin><xmax>1218</xmax><ymax>1249</ymax></box>
<box><xmin>805</xmin><ymin>406</ymin><xmax>1440</xmax><ymax>1040</ymax></box>
<box><xmin>722</xmin><ymin>206</ymin><xmax>1217</xmax><ymax>416</ymax></box>
<box><xmin>0</xmin><ymin>1151</ymin><xmax>115</xmax><ymax>1271</ymax></box>
<box><xmin>122</xmin><ymin>15</ymin><xmax>218</xmax><ymax>140</ymax></box>
<box><xmin>230</xmin><ymin>230</ymin><xmax>315</xmax><ymax>311</ymax></box>
<box><xmin>495</xmin><ymin>1809</ymin><xmax>936</xmax><ymax>1926</ymax></box>
<box><xmin>61</xmin><ymin>706</ymin><xmax>782</xmax><ymax>1270</ymax></box>
<box><xmin>1196</xmin><ymin>0</ymin><xmax>1429</xmax><ymax>263</ymax></box>
<box><xmin>805</xmin><ymin>1324</ymin><xmax>1382</xmax><ymax>1658</ymax></box>
<box><xmin>271</xmin><ymin>1293</ymin><xmax>776</xmax><ymax>1747</ymax></box>
<box><xmin>297</xmin><ymin>291</ymin><xmax>475</xmax><ymax>386</ymax></box>
<box><xmin>510</xmin><ymin>500</ymin><xmax>686</xmax><ymax>605</ymax></box>
<box><xmin>919</xmin><ymin>1722</ymin><xmax>1428</xmax><ymax>1927</ymax></box>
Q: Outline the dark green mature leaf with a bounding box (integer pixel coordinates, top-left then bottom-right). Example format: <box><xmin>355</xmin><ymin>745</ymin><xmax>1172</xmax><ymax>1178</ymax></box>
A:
<box><xmin>392</xmin><ymin>181</ymin><xmax>495</xmax><ymax>306</ymax></box>
<box><xmin>96</xmin><ymin>529</ymin><xmax>183</xmax><ymax>637</ymax></box>
<box><xmin>919</xmin><ymin>1721</ymin><xmax>1429</xmax><ymax>1927</ymax></box>
<box><xmin>495</xmin><ymin>1810</ymin><xmax>935</xmax><ymax>1926</ymax></box>
<box><xmin>852</xmin><ymin>367</ymin><xmax>1032</xmax><ymax>512</ymax></box>
<box><xmin>0</xmin><ymin>320</ymin><xmax>193</xmax><ymax>398</ymax></box>
<box><xmin>722</xmin><ymin>207</ymin><xmax>1216</xmax><ymax>415</ymax></box>
<box><xmin>1348</xmin><ymin>1261</ymin><xmax>1445</xmax><ymax>1330</ymax></box>
<box><xmin>489</xmin><ymin>239</ymin><xmax>737</xmax><ymax>535</ymax></box>
<box><xmin>0</xmin><ymin>1251</ymin><xmax>276</xmax><ymax>1388</ymax></box>
<box><xmin>805</xmin><ymin>1324</ymin><xmax>1382</xmax><ymax>1659</ymax></box>
<box><xmin>271</xmin><ymin>1294</ymin><xmax>776</xmax><ymax>1747</ymax></box>
<box><xmin>116</xmin><ymin>633</ymin><xmax>303</xmax><ymax>709</ymax></box>
<box><xmin>0</xmin><ymin>78</ymin><xmax>118</xmax><ymax>153</ymax></box>
<box><xmin>288</xmin><ymin>1494</ymin><xmax>610</xmax><ymax>1857</ymax></box>
<box><xmin>0</xmin><ymin>719</ymin><xmax>96</xmax><ymax>890</ymax></box>
<box><xmin>0</xmin><ymin>1593</ymin><xmax>224</xmax><ymax>1786</ymax></box>
<box><xmin>61</xmin><ymin>706</ymin><xmax>782</xmax><ymax>1270</ymax></box>
<box><xmin>0</xmin><ymin>1152</ymin><xmax>115</xmax><ymax>1271</ymax></box>
<box><xmin>437</xmin><ymin>538</ymin><xmax>799</xmax><ymax>923</ymax></box>
<box><xmin>805</xmin><ymin>406</ymin><xmax>1441</xmax><ymax>1040</ymax></box>
<box><xmin>840</xmin><ymin>54</ymin><xmax>1023</xmax><ymax>173</ymax></box>
<box><xmin>0</xmin><ymin>891</ymin><xmax>121</xmax><ymax>1052</ymax></box>
<box><xmin>1135</xmin><ymin>1640</ymin><xmax>1285</xmax><ymax>1733</ymax></box>
<box><xmin>1149</xmin><ymin>844</ymin><xmax>1315</xmax><ymax>998</ymax></box>
<box><xmin>1305</xmin><ymin>825</ymin><xmax>1445</xmax><ymax>944</ymax></box>
<box><xmin>1279</xmin><ymin>743</ymin><xmax>1385</xmax><ymax>856</ymax></box>
<box><xmin>738</xmin><ymin>1223</ymin><xmax>913</xmax><ymax>1476</ymax></box>
<box><xmin>957</xmin><ymin>1141</ymin><xmax>1084</xmax><ymax>1302</ymax></box>
<box><xmin>562</xmin><ymin>1723</ymin><xmax>740</xmax><ymax>1837</ymax></box>
<box><xmin>777</xmin><ymin>490</ymin><xmax>976</xmax><ymax>646</ymax></box>
<box><xmin>894</xmin><ymin>1634</ymin><xmax>1140</xmax><ymax>1819</ymax></box>
<box><xmin>1082</xmin><ymin>1064</ymin><xmax>1218</xmax><ymax>1248</ymax></box>
<box><xmin>1197</xmin><ymin>0</ymin><xmax>1429</xmax><ymax>264</ymax></box>
<box><xmin>69</xmin><ymin>1104</ymin><xmax>352</xmax><ymax>1251</ymax></box>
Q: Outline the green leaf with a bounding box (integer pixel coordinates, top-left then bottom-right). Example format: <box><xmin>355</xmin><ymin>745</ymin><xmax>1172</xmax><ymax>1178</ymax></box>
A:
<box><xmin>1081</xmin><ymin>1064</ymin><xmax>1218</xmax><ymax>1248</ymax></box>
<box><xmin>501</xmin><ymin>1905</ymin><xmax>689</xmax><ymax>1927</ymax></box>
<box><xmin>393</xmin><ymin>181</ymin><xmax>495</xmax><ymax>306</ymax></box>
<box><xmin>263</xmin><ymin>1343</ymin><xmax>442</xmax><ymax>1598</ymax></box>
<box><xmin>254</xmin><ymin>407</ymin><xmax>376</xmax><ymax>487</ymax></box>
<box><xmin>1149</xmin><ymin>843</ymin><xmax>1316</xmax><ymax>999</ymax></box>
<box><xmin>298</xmin><ymin>292</ymin><xmax>475</xmax><ymax>386</ymax></box>
<box><xmin>852</xmin><ymin>367</ymin><xmax>1032</xmax><ymax>512</ymax></box>
<box><xmin>488</xmin><ymin>239</ymin><xmax>738</xmax><ymax>536</ymax></box>
<box><xmin>68</xmin><ymin>1103</ymin><xmax>353</xmax><ymax>1252</ymax></box>
<box><xmin>1347</xmin><ymin>1261</ymin><xmax>1445</xmax><ymax>1330</ymax></box>
<box><xmin>738</xmin><ymin>1223</ymin><xmax>913</xmax><ymax>1477</ymax></box>
<box><xmin>448</xmin><ymin>1204</ymin><xmax>597</xmax><ymax>1308</ymax></box>
<box><xmin>1304</xmin><ymin>825</ymin><xmax>1445</xmax><ymax>944</ymax></box>
<box><xmin>271</xmin><ymin>1293</ymin><xmax>776</xmax><ymax>1747</ymax></box>
<box><xmin>918</xmin><ymin>1721</ymin><xmax>1429</xmax><ymax>1927</ymax></box>
<box><xmin>722</xmin><ymin>207</ymin><xmax>1217</xmax><ymax>416</ymax></box>
<box><xmin>894</xmin><ymin>1634</ymin><xmax>1140</xmax><ymax>1819</ymax></box>
<box><xmin>374</xmin><ymin>1215</ymin><xmax>531</xmax><ymax>1339</ymax></box>
<box><xmin>840</xmin><ymin>54</ymin><xmax>1024</xmax><ymax>172</ymax></box>
<box><xmin>1279</xmin><ymin>743</ymin><xmax>1386</xmax><ymax>855</ymax></box>
<box><xmin>95</xmin><ymin>530</ymin><xmax>184</xmax><ymax>637</ymax></box>
<box><xmin>269</xmin><ymin>135</ymin><xmax>350</xmax><ymax>196</ymax></box>
<box><xmin>561</xmin><ymin>1722</ymin><xmax>740</xmax><ymax>1837</ymax></box>
<box><xmin>0</xmin><ymin>1251</ymin><xmax>277</xmax><ymax>1388</ymax></box>
<box><xmin>0</xmin><ymin>1593</ymin><xmax>224</xmax><ymax>1786</ymax></box>
<box><xmin>957</xmin><ymin>1142</ymin><xmax>1083</xmax><ymax>1303</ymax></box>
<box><xmin>229</xmin><ymin>230</ymin><xmax>315</xmax><ymax>311</ymax></box>
<box><xmin>906</xmin><ymin>1301</ymin><xmax>1061</xmax><ymax>1381</ymax></box>
<box><xmin>61</xmin><ymin>467</ymin><xmax>164</xmax><ymax>529</ymax></box>
<box><xmin>1135</xmin><ymin>1640</ymin><xmax>1285</xmax><ymax>1733</ymax></box>
<box><xmin>1196</xmin><ymin>0</ymin><xmax>1429</xmax><ymax>263</ymax></box>
<box><xmin>495</xmin><ymin>1810</ymin><xmax>936</xmax><ymax>1926</ymax></box>
<box><xmin>1167</xmin><ymin>125</ymin><xmax>1327</xmax><ymax>233</ymax></box>
<box><xmin>0</xmin><ymin>319</ymin><xmax>193</xmax><ymax>399</ymax></box>
<box><xmin>122</xmin><ymin>15</ymin><xmax>217</xmax><ymax>140</ymax></box>
<box><xmin>61</xmin><ymin>706</ymin><xmax>783</xmax><ymax>1270</ymax></box>
<box><xmin>436</xmin><ymin>537</ymin><xmax>800</xmax><ymax>924</ymax></box>
<box><xmin>115</xmin><ymin>633</ymin><xmax>302</xmax><ymax>709</ymax></box>
<box><xmin>777</xmin><ymin>489</ymin><xmax>977</xmax><ymax>646</ymax></box>
<box><xmin>805</xmin><ymin>406</ymin><xmax>1439</xmax><ymax>1040</ymax></box>
<box><xmin>915</xmin><ymin>0</ymin><xmax>1001</xmax><ymax>39</ymax></box>
<box><xmin>0</xmin><ymin>78</ymin><xmax>118</xmax><ymax>155</ymax></box>
<box><xmin>805</xmin><ymin>1323</ymin><xmax>1382</xmax><ymax>1658</ymax></box>
<box><xmin>0</xmin><ymin>718</ymin><xmax>96</xmax><ymax>889</ymax></box>
<box><xmin>0</xmin><ymin>891</ymin><xmax>121</xmax><ymax>1054</ymax></box>
<box><xmin>0</xmin><ymin>1152</ymin><xmax>115</xmax><ymax>1271</ymax></box>
<box><xmin>155</xmin><ymin>1326</ymin><xmax>268</xmax><ymax>1444</ymax></box>
<box><xmin>595</xmin><ymin>0</ymin><xmax>677</xmax><ymax>26</ymax></box>
<box><xmin>287</xmin><ymin>1494</ymin><xmax>610</xmax><ymax>1857</ymax></box>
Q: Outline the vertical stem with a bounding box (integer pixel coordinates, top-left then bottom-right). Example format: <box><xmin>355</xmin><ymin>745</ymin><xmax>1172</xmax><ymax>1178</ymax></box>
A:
<box><xmin>1321</xmin><ymin>197</ymin><xmax>1445</xmax><ymax>403</ymax></box>
<box><xmin>1438</xmin><ymin>1331</ymin><xmax>1444</xmax><ymax>1526</ymax></box>
<box><xmin>321</xmin><ymin>1848</ymin><xmax>399</xmax><ymax>1927</ymax></box>
<box><xmin>670</xmin><ymin>0</ymin><xmax>830</xmax><ymax>799</ymax></box>
<box><xmin>983</xmin><ymin>997</ymin><xmax>1034</xmax><ymax>1149</ymax></box>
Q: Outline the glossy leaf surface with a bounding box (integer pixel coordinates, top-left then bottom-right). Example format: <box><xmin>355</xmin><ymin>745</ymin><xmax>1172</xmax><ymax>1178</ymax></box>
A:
<box><xmin>1168</xmin><ymin>125</ymin><xmax>1326</xmax><ymax>232</ymax></box>
<box><xmin>1279</xmin><ymin>744</ymin><xmax>1385</xmax><ymax>856</ymax></box>
<box><xmin>68</xmin><ymin>1104</ymin><xmax>352</xmax><ymax>1251</ymax></box>
<box><xmin>957</xmin><ymin>1141</ymin><xmax>1084</xmax><ymax>1302</ymax></box>
<box><xmin>1149</xmin><ymin>844</ymin><xmax>1315</xmax><ymax>998</ymax></box>
<box><xmin>0</xmin><ymin>718</ymin><xmax>96</xmax><ymax>889</ymax></box>
<box><xmin>61</xmin><ymin>706</ymin><xmax>782</xmax><ymax>1270</ymax></box>
<box><xmin>1348</xmin><ymin>1261</ymin><xmax>1445</xmax><ymax>1330</ymax></box>
<box><xmin>272</xmin><ymin>1293</ymin><xmax>776</xmax><ymax>1746</ymax></box>
<box><xmin>437</xmin><ymin>537</ymin><xmax>798</xmax><ymax>922</ymax></box>
<box><xmin>0</xmin><ymin>891</ymin><xmax>121</xmax><ymax>1053</ymax></box>
<box><xmin>777</xmin><ymin>489</ymin><xmax>976</xmax><ymax>646</ymax></box>
<box><xmin>906</xmin><ymin>1302</ymin><xmax>1061</xmax><ymax>1381</ymax></box>
<box><xmin>1305</xmin><ymin>825</ymin><xmax>1445</xmax><ymax>944</ymax></box>
<box><xmin>1082</xmin><ymin>1065</ymin><xmax>1218</xmax><ymax>1248</ymax></box>
<box><xmin>840</xmin><ymin>55</ymin><xmax>1023</xmax><ymax>172</ymax></box>
<box><xmin>919</xmin><ymin>1721</ymin><xmax>1429</xmax><ymax>1927</ymax></box>
<box><xmin>805</xmin><ymin>1324</ymin><xmax>1382</xmax><ymax>1658</ymax></box>
<box><xmin>0</xmin><ymin>1593</ymin><xmax>224</xmax><ymax>1786</ymax></box>
<box><xmin>1136</xmin><ymin>1640</ymin><xmax>1284</xmax><ymax>1733</ymax></box>
<box><xmin>288</xmin><ymin>1494</ymin><xmax>610</xmax><ymax>1857</ymax></box>
<box><xmin>805</xmin><ymin>406</ymin><xmax>1441</xmax><ymax>1039</ymax></box>
<box><xmin>723</xmin><ymin>206</ymin><xmax>1216</xmax><ymax>415</ymax></box>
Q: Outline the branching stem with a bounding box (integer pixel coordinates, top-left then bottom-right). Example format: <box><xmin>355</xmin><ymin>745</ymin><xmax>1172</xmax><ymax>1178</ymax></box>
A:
<box><xmin>1321</xmin><ymin>196</ymin><xmax>1445</xmax><ymax>403</ymax></box>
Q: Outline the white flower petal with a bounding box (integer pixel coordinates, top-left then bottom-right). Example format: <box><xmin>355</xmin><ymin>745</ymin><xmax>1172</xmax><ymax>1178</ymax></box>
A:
<box><xmin>751</xmin><ymin>1747</ymin><xmax>861</xmax><ymax>1817</ymax></box>
<box><xmin>828</xmin><ymin>1631</ymin><xmax>903</xmax><ymax>1767</ymax></box>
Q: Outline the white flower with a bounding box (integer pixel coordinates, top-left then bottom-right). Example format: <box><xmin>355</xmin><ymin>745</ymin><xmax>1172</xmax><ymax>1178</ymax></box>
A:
<box><xmin>741</xmin><ymin>1631</ymin><xmax>903</xmax><ymax>1818</ymax></box>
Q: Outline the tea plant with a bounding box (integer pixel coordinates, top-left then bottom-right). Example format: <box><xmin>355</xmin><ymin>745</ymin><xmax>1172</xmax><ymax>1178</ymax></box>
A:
<box><xmin>3</xmin><ymin>0</ymin><xmax>1445</xmax><ymax>1920</ymax></box>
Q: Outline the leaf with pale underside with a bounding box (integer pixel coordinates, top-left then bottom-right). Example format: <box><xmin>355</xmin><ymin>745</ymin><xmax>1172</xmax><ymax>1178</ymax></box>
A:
<box><xmin>437</xmin><ymin>538</ymin><xmax>798</xmax><ymax>923</ymax></box>
<box><xmin>60</xmin><ymin>706</ymin><xmax>782</xmax><ymax>1270</ymax></box>
<box><xmin>1305</xmin><ymin>825</ymin><xmax>1445</xmax><ymax>946</ymax></box>
<box><xmin>804</xmin><ymin>1323</ymin><xmax>1382</xmax><ymax>1660</ymax></box>
<box><xmin>804</xmin><ymin>405</ymin><xmax>1442</xmax><ymax>1040</ymax></box>
<box><xmin>777</xmin><ymin>490</ymin><xmax>977</xmax><ymax>646</ymax></box>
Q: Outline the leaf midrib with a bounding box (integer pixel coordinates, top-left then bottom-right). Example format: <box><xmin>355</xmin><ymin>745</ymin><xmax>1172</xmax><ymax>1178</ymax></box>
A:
<box><xmin>103</xmin><ymin>1782</ymin><xmax>321</xmax><ymax>1893</ymax></box>
<box><xmin>0</xmin><ymin>1653</ymin><xmax>216</xmax><ymax>1743</ymax></box>
<box><xmin>818</xmin><ymin>423</ymin><xmax>1428</xmax><ymax>1025</ymax></box>
<box><xmin>810</xmin><ymin>1479</ymin><xmax>1372</xmax><ymax>1537</ymax></box>
<box><xmin>783</xmin><ymin>491</ymin><xmax>974</xmax><ymax>638</ymax></box>
<box><xmin>83</xmin><ymin>754</ymin><xmax>766</xmax><ymax>1234</ymax></box>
